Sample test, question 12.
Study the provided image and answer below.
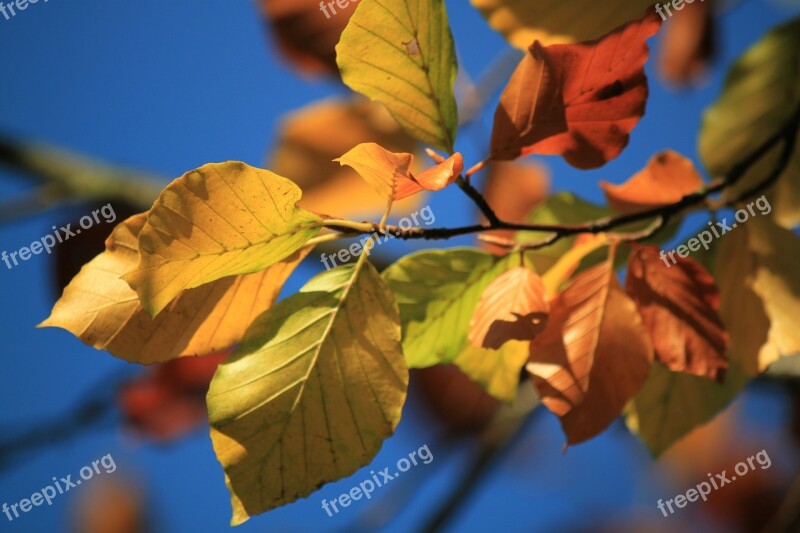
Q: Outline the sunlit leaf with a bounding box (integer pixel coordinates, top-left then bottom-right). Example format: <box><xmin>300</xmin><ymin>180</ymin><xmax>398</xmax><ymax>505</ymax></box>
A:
<box><xmin>208</xmin><ymin>258</ymin><xmax>407</xmax><ymax>525</ymax></box>
<box><xmin>336</xmin><ymin>143</ymin><xmax>462</xmax><ymax>201</ymax></box>
<box><xmin>527</xmin><ymin>259</ymin><xmax>653</xmax><ymax>445</ymax></box>
<box><xmin>600</xmin><ymin>151</ymin><xmax>704</xmax><ymax>214</ymax></box>
<box><xmin>336</xmin><ymin>0</ymin><xmax>459</xmax><ymax>151</ymax></box>
<box><xmin>471</xmin><ymin>0</ymin><xmax>656</xmax><ymax>49</ymax></box>
<box><xmin>626</xmin><ymin>244</ymin><xmax>728</xmax><ymax>381</ymax></box>
<box><xmin>40</xmin><ymin>214</ymin><xmax>308</xmax><ymax>364</ymax></box>
<box><xmin>383</xmin><ymin>248</ymin><xmax>511</xmax><ymax>367</ymax></box>
<box><xmin>124</xmin><ymin>162</ymin><xmax>322</xmax><ymax>316</ymax></box>
<box><xmin>490</xmin><ymin>10</ymin><xmax>661</xmax><ymax>169</ymax></box>
<box><xmin>469</xmin><ymin>266</ymin><xmax>549</xmax><ymax>349</ymax></box>
<box><xmin>269</xmin><ymin>98</ymin><xmax>422</xmax><ymax>219</ymax></box>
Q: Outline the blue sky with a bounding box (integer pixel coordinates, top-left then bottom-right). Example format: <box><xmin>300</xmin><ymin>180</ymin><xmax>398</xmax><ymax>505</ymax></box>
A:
<box><xmin>1</xmin><ymin>0</ymin><xmax>799</xmax><ymax>531</ymax></box>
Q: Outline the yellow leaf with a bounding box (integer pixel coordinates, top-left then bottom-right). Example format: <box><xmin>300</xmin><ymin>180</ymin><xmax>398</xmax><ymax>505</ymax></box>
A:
<box><xmin>124</xmin><ymin>162</ymin><xmax>322</xmax><ymax>316</ymax></box>
<box><xmin>471</xmin><ymin>0</ymin><xmax>656</xmax><ymax>49</ymax></box>
<box><xmin>208</xmin><ymin>256</ymin><xmax>407</xmax><ymax>525</ymax></box>
<box><xmin>336</xmin><ymin>0</ymin><xmax>459</xmax><ymax>151</ymax></box>
<box><xmin>269</xmin><ymin>98</ymin><xmax>424</xmax><ymax>219</ymax></box>
<box><xmin>39</xmin><ymin>214</ymin><xmax>308</xmax><ymax>364</ymax></box>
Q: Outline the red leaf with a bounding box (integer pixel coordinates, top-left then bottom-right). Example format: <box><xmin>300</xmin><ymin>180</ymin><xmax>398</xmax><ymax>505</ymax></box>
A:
<box><xmin>491</xmin><ymin>9</ymin><xmax>662</xmax><ymax>169</ymax></box>
<box><xmin>626</xmin><ymin>244</ymin><xmax>729</xmax><ymax>381</ymax></box>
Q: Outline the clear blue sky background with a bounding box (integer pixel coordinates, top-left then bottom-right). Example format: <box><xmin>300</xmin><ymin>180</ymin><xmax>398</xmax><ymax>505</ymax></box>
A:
<box><xmin>1</xmin><ymin>1</ymin><xmax>798</xmax><ymax>531</ymax></box>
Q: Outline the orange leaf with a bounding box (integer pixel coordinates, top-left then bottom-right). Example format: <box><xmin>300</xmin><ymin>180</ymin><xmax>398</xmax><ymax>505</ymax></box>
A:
<box><xmin>336</xmin><ymin>143</ymin><xmax>463</xmax><ymax>201</ymax></box>
<box><xmin>626</xmin><ymin>244</ymin><xmax>729</xmax><ymax>381</ymax></box>
<box><xmin>600</xmin><ymin>151</ymin><xmax>703</xmax><ymax>214</ymax></box>
<box><xmin>491</xmin><ymin>10</ymin><xmax>662</xmax><ymax>169</ymax></box>
<box><xmin>469</xmin><ymin>266</ymin><xmax>550</xmax><ymax>349</ymax></box>
<box><xmin>527</xmin><ymin>260</ymin><xmax>653</xmax><ymax>445</ymax></box>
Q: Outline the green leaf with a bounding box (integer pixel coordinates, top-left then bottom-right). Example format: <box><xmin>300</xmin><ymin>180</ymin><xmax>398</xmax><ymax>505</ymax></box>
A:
<box><xmin>383</xmin><ymin>248</ymin><xmax>511</xmax><ymax>367</ymax></box>
<box><xmin>336</xmin><ymin>0</ymin><xmax>459</xmax><ymax>152</ymax></box>
<box><xmin>124</xmin><ymin>162</ymin><xmax>323</xmax><ymax>316</ymax></box>
<box><xmin>207</xmin><ymin>257</ymin><xmax>408</xmax><ymax>525</ymax></box>
<box><xmin>626</xmin><ymin>361</ymin><xmax>747</xmax><ymax>456</ymax></box>
<box><xmin>699</xmin><ymin>16</ymin><xmax>800</xmax><ymax>228</ymax></box>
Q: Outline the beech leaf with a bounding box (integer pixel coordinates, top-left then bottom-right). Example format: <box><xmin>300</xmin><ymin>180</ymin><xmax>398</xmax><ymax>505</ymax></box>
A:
<box><xmin>40</xmin><ymin>214</ymin><xmax>308</xmax><ymax>364</ymax></box>
<box><xmin>600</xmin><ymin>151</ymin><xmax>704</xmax><ymax>214</ymax></box>
<box><xmin>124</xmin><ymin>162</ymin><xmax>322</xmax><ymax>316</ymax></box>
<box><xmin>527</xmin><ymin>260</ymin><xmax>653</xmax><ymax>445</ymax></box>
<box><xmin>336</xmin><ymin>0</ymin><xmax>459</xmax><ymax>152</ymax></box>
<box><xmin>269</xmin><ymin>99</ymin><xmax>423</xmax><ymax>219</ymax></box>
<box><xmin>469</xmin><ymin>266</ymin><xmax>549</xmax><ymax>349</ymax></box>
<box><xmin>336</xmin><ymin>142</ymin><xmax>462</xmax><ymax>202</ymax></box>
<box><xmin>626</xmin><ymin>244</ymin><xmax>728</xmax><ymax>381</ymax></box>
<box><xmin>491</xmin><ymin>10</ymin><xmax>661</xmax><ymax>169</ymax></box>
<box><xmin>208</xmin><ymin>257</ymin><xmax>408</xmax><ymax>525</ymax></box>
<box><xmin>383</xmin><ymin>249</ymin><xmax>512</xmax><ymax>367</ymax></box>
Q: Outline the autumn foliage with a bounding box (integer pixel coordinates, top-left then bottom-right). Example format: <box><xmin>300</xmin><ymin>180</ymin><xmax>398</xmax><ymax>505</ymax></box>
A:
<box><xmin>38</xmin><ymin>0</ymin><xmax>800</xmax><ymax>526</ymax></box>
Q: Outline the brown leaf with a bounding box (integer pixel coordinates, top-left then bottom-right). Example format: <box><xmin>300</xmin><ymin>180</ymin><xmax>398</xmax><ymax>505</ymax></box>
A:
<box><xmin>626</xmin><ymin>244</ymin><xmax>729</xmax><ymax>381</ymax></box>
<box><xmin>658</xmin><ymin>0</ymin><xmax>716</xmax><ymax>85</ymax></box>
<box><xmin>527</xmin><ymin>260</ymin><xmax>653</xmax><ymax>444</ymax></box>
<box><xmin>600</xmin><ymin>151</ymin><xmax>704</xmax><ymax>214</ymax></box>
<box><xmin>491</xmin><ymin>10</ymin><xmax>662</xmax><ymax>169</ymax></box>
<box><xmin>469</xmin><ymin>266</ymin><xmax>550</xmax><ymax>349</ymax></box>
<box><xmin>258</xmin><ymin>0</ymin><xmax>357</xmax><ymax>76</ymax></box>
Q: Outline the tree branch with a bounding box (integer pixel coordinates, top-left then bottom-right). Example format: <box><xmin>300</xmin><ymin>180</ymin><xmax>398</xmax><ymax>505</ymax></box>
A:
<box><xmin>322</xmin><ymin>104</ymin><xmax>800</xmax><ymax>249</ymax></box>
